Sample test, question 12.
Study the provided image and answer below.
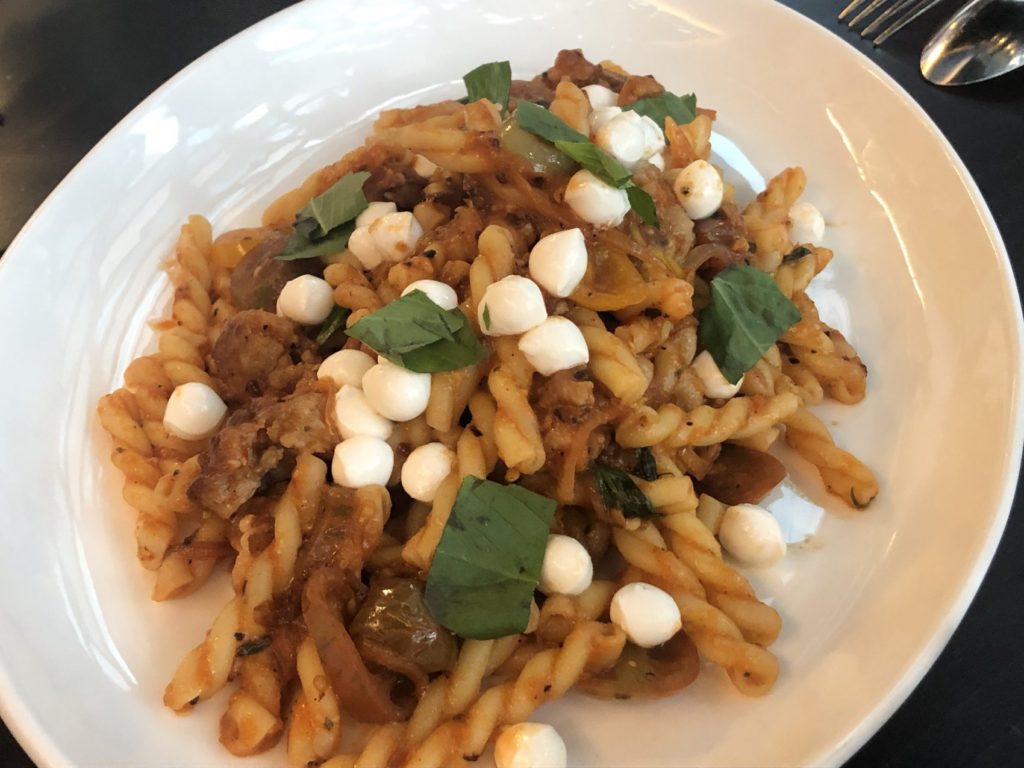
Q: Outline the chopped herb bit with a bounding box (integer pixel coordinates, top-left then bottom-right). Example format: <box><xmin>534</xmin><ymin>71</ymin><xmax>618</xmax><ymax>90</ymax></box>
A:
<box><xmin>624</xmin><ymin>91</ymin><xmax>697</xmax><ymax>128</ymax></box>
<box><xmin>625</xmin><ymin>185</ymin><xmax>659</xmax><ymax>227</ymax></box>
<box><xmin>347</xmin><ymin>290</ymin><xmax>487</xmax><ymax>373</ymax></box>
<box><xmin>592</xmin><ymin>463</ymin><xmax>656</xmax><ymax>518</ymax></box>
<box><xmin>636</xmin><ymin>447</ymin><xmax>658</xmax><ymax>481</ymax></box>
<box><xmin>276</xmin><ymin>171</ymin><xmax>370</xmax><ymax>261</ymax></box>
<box><xmin>425</xmin><ymin>477</ymin><xmax>557</xmax><ymax>639</ymax></box>
<box><xmin>482</xmin><ymin>304</ymin><xmax>492</xmax><ymax>331</ymax></box>
<box><xmin>315</xmin><ymin>305</ymin><xmax>350</xmax><ymax>346</ymax></box>
<box><xmin>463</xmin><ymin>60</ymin><xmax>512</xmax><ymax>113</ymax></box>
<box><xmin>236</xmin><ymin>636</ymin><xmax>271</xmax><ymax>657</ymax></box>
<box><xmin>698</xmin><ymin>264</ymin><xmax>800</xmax><ymax>383</ymax></box>
<box><xmin>783</xmin><ymin>245</ymin><xmax>812</xmax><ymax>263</ymax></box>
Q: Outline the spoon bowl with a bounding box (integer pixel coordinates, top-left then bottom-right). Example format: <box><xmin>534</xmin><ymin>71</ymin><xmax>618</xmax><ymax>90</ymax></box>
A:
<box><xmin>921</xmin><ymin>0</ymin><xmax>1024</xmax><ymax>85</ymax></box>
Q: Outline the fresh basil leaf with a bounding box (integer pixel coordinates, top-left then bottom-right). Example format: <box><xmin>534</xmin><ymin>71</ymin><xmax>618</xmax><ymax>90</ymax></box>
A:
<box><xmin>635</xmin><ymin>447</ymin><xmax>658</xmax><ymax>482</ymax></box>
<box><xmin>315</xmin><ymin>305</ymin><xmax>350</xmax><ymax>346</ymax></box>
<box><xmin>346</xmin><ymin>290</ymin><xmax>487</xmax><ymax>373</ymax></box>
<box><xmin>592</xmin><ymin>463</ymin><xmax>656</xmax><ymax>519</ymax></box>
<box><xmin>625</xmin><ymin>91</ymin><xmax>697</xmax><ymax>128</ymax></box>
<box><xmin>425</xmin><ymin>476</ymin><xmax>557</xmax><ymax>639</ymax></box>
<box><xmin>277</xmin><ymin>223</ymin><xmax>354</xmax><ymax>262</ymax></box>
<box><xmin>482</xmin><ymin>304</ymin><xmax>492</xmax><ymax>332</ymax></box>
<box><xmin>783</xmin><ymin>245</ymin><xmax>812</xmax><ymax>264</ymax></box>
<box><xmin>626</xmin><ymin>185</ymin><xmax>659</xmax><ymax>227</ymax></box>
<box><xmin>515</xmin><ymin>101</ymin><xmax>588</xmax><ymax>144</ymax></box>
<box><xmin>463</xmin><ymin>60</ymin><xmax>512</xmax><ymax>113</ymax></box>
<box><xmin>698</xmin><ymin>264</ymin><xmax>800</xmax><ymax>384</ymax></box>
<box><xmin>299</xmin><ymin>171</ymin><xmax>371</xmax><ymax>239</ymax></box>
<box><xmin>553</xmin><ymin>140</ymin><xmax>632</xmax><ymax>186</ymax></box>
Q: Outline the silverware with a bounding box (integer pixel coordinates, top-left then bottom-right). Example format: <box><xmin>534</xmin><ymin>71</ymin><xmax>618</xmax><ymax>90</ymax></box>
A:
<box><xmin>839</xmin><ymin>0</ymin><xmax>948</xmax><ymax>45</ymax></box>
<box><xmin>921</xmin><ymin>0</ymin><xmax>1024</xmax><ymax>84</ymax></box>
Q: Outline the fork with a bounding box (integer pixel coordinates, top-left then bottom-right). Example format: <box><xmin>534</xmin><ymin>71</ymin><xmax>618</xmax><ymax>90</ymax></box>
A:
<box><xmin>839</xmin><ymin>0</ymin><xmax>948</xmax><ymax>45</ymax></box>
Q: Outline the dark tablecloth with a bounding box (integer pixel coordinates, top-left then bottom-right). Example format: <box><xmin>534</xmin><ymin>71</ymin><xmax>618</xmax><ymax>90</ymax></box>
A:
<box><xmin>1</xmin><ymin>1</ymin><xmax>1021</xmax><ymax>765</ymax></box>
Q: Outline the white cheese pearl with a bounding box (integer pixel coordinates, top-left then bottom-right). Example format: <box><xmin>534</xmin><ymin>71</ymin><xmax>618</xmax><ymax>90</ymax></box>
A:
<box><xmin>528</xmin><ymin>228</ymin><xmax>588</xmax><ymax>298</ymax></box>
<box><xmin>787</xmin><ymin>201</ymin><xmax>825</xmax><ymax>245</ymax></box>
<box><xmin>564</xmin><ymin>170</ymin><xmax>631</xmax><ymax>228</ymax></box>
<box><xmin>672</xmin><ymin>159</ymin><xmax>724</xmax><ymax>220</ymax></box>
<box><xmin>718</xmin><ymin>503</ymin><xmax>787</xmax><ymax>567</ymax></box>
<box><xmin>369</xmin><ymin>211</ymin><xmax>424</xmax><ymax>262</ymax></box>
<box><xmin>692</xmin><ymin>350</ymin><xmax>743</xmax><ymax>400</ymax></box>
<box><xmin>477</xmin><ymin>275</ymin><xmax>548</xmax><ymax>336</ymax></box>
<box><xmin>582</xmin><ymin>83</ymin><xmax>618</xmax><ymax>110</ymax></box>
<box><xmin>317</xmin><ymin>349</ymin><xmax>376</xmax><ymax>389</ymax></box>
<box><xmin>332</xmin><ymin>436</ymin><xmax>394</xmax><ymax>488</ymax></box>
<box><xmin>538</xmin><ymin>534</ymin><xmax>593</xmax><ymax>596</ymax></box>
<box><xmin>348</xmin><ymin>226</ymin><xmax>385</xmax><ymax>270</ymax></box>
<box><xmin>594</xmin><ymin>109</ymin><xmax>647</xmax><ymax>168</ymax></box>
<box><xmin>610</xmin><ymin>582</ymin><xmax>682</xmax><ymax>648</ymax></box>
<box><xmin>494</xmin><ymin>723</ymin><xmax>567</xmax><ymax>768</ymax></box>
<box><xmin>400</xmin><ymin>442</ymin><xmax>455</xmax><ymax>502</ymax></box>
<box><xmin>276</xmin><ymin>274</ymin><xmax>335</xmax><ymax>325</ymax></box>
<box><xmin>332</xmin><ymin>385</ymin><xmax>394</xmax><ymax>440</ymax></box>
<box><xmin>640</xmin><ymin>114</ymin><xmax>666</xmax><ymax>158</ymax></box>
<box><xmin>401</xmin><ymin>279</ymin><xmax>459</xmax><ymax>310</ymax></box>
<box><xmin>163</xmin><ymin>382</ymin><xmax>226</xmax><ymax>440</ymax></box>
<box><xmin>517</xmin><ymin>317</ymin><xmax>589</xmax><ymax>376</ymax></box>
<box><xmin>355</xmin><ymin>201</ymin><xmax>398</xmax><ymax>230</ymax></box>
<box><xmin>589</xmin><ymin>105</ymin><xmax>622</xmax><ymax>133</ymax></box>
<box><xmin>648</xmin><ymin>151</ymin><xmax>665</xmax><ymax>171</ymax></box>
<box><xmin>412</xmin><ymin>154</ymin><xmax>439</xmax><ymax>178</ymax></box>
<box><xmin>362</xmin><ymin>358</ymin><xmax>431</xmax><ymax>422</ymax></box>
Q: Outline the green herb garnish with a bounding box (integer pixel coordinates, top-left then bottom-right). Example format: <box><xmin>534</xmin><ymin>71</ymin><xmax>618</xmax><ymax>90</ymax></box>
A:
<box><xmin>315</xmin><ymin>305</ymin><xmax>350</xmax><ymax>346</ymax></box>
<box><xmin>346</xmin><ymin>290</ymin><xmax>487</xmax><ymax>373</ymax></box>
<box><xmin>624</xmin><ymin>91</ymin><xmax>697</xmax><ymax>128</ymax></box>
<box><xmin>424</xmin><ymin>477</ymin><xmax>557</xmax><ymax>639</ymax></box>
<box><xmin>592</xmin><ymin>463</ymin><xmax>656</xmax><ymax>518</ymax></box>
<box><xmin>277</xmin><ymin>171</ymin><xmax>370</xmax><ymax>261</ymax></box>
<box><xmin>635</xmin><ymin>447</ymin><xmax>658</xmax><ymax>481</ymax></box>
<box><xmin>236</xmin><ymin>636</ymin><xmax>271</xmax><ymax>657</ymax></box>
<box><xmin>698</xmin><ymin>264</ymin><xmax>800</xmax><ymax>384</ymax></box>
<box><xmin>516</xmin><ymin>103</ymin><xmax>658</xmax><ymax>226</ymax></box>
<box><xmin>482</xmin><ymin>304</ymin><xmax>492</xmax><ymax>331</ymax></box>
<box><xmin>783</xmin><ymin>245</ymin><xmax>812</xmax><ymax>263</ymax></box>
<box><xmin>463</xmin><ymin>60</ymin><xmax>512</xmax><ymax>113</ymax></box>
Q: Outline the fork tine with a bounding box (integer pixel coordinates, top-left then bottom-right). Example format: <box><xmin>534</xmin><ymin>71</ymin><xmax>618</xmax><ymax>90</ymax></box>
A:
<box><xmin>847</xmin><ymin>0</ymin><xmax>891</xmax><ymax>28</ymax></box>
<box><xmin>838</xmin><ymin>0</ymin><xmax>868</xmax><ymax>22</ymax></box>
<box><xmin>872</xmin><ymin>0</ymin><xmax>946</xmax><ymax>44</ymax></box>
<box><xmin>861</xmin><ymin>0</ymin><xmax>916</xmax><ymax>36</ymax></box>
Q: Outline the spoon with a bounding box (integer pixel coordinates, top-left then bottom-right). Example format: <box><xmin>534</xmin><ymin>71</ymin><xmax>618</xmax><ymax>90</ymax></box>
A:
<box><xmin>920</xmin><ymin>0</ymin><xmax>1024</xmax><ymax>85</ymax></box>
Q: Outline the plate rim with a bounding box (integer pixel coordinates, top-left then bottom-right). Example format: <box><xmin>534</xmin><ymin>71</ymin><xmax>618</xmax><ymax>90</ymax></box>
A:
<box><xmin>0</xmin><ymin>1</ymin><xmax>1021</xmax><ymax>766</ymax></box>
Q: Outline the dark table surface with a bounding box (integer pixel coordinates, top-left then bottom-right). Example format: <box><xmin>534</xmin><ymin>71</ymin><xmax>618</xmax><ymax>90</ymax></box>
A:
<box><xmin>1</xmin><ymin>1</ymin><xmax>1022</xmax><ymax>766</ymax></box>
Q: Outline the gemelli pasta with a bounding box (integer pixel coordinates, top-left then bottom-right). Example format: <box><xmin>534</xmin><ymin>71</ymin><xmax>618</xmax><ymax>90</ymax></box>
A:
<box><xmin>97</xmin><ymin>49</ymin><xmax>878</xmax><ymax>768</ymax></box>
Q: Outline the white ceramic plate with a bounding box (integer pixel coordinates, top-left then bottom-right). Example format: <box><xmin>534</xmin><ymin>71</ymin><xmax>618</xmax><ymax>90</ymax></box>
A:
<box><xmin>0</xmin><ymin>1</ymin><xmax>1020</xmax><ymax>766</ymax></box>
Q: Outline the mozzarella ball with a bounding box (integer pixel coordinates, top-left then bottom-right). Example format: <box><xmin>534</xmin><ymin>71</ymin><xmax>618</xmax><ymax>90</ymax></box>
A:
<box><xmin>332</xmin><ymin>385</ymin><xmax>394</xmax><ymax>440</ymax></box>
<box><xmin>672</xmin><ymin>159</ymin><xmax>724</xmax><ymax>220</ymax></box>
<box><xmin>477</xmin><ymin>275</ymin><xmax>548</xmax><ymax>336</ymax></box>
<box><xmin>317</xmin><ymin>349</ymin><xmax>376</xmax><ymax>389</ymax></box>
<box><xmin>369</xmin><ymin>211</ymin><xmax>424</xmax><ymax>262</ymax></box>
<box><xmin>163</xmin><ymin>382</ymin><xmax>227</xmax><ymax>440</ymax></box>
<box><xmin>564</xmin><ymin>170</ymin><xmax>631</xmax><ymax>228</ymax></box>
<box><xmin>517</xmin><ymin>317</ymin><xmax>589</xmax><ymax>376</ymax></box>
<box><xmin>362</xmin><ymin>358</ymin><xmax>431</xmax><ymax>422</ymax></box>
<box><xmin>355</xmin><ymin>201</ymin><xmax>398</xmax><ymax>230</ymax></box>
<box><xmin>348</xmin><ymin>226</ymin><xmax>385</xmax><ymax>270</ymax></box>
<box><xmin>538</xmin><ymin>534</ymin><xmax>593</xmax><ymax>596</ymax></box>
<box><xmin>400</xmin><ymin>442</ymin><xmax>455</xmax><ymax>502</ymax></box>
<box><xmin>495</xmin><ymin>723</ymin><xmax>567</xmax><ymax>768</ymax></box>
<box><xmin>276</xmin><ymin>274</ymin><xmax>335</xmax><ymax>325</ymax></box>
<box><xmin>692</xmin><ymin>350</ymin><xmax>743</xmax><ymax>400</ymax></box>
<box><xmin>787</xmin><ymin>201</ymin><xmax>825</xmax><ymax>245</ymax></box>
<box><xmin>401</xmin><ymin>279</ymin><xmax>459</xmax><ymax>310</ymax></box>
<box><xmin>640</xmin><ymin>114</ymin><xmax>666</xmax><ymax>158</ymax></box>
<box><xmin>528</xmin><ymin>228</ymin><xmax>588</xmax><ymax>298</ymax></box>
<box><xmin>718</xmin><ymin>504</ymin><xmax>787</xmax><ymax>567</ymax></box>
<box><xmin>412</xmin><ymin>154</ymin><xmax>439</xmax><ymax>178</ymax></box>
<box><xmin>594</xmin><ymin>110</ymin><xmax>647</xmax><ymax>167</ymax></box>
<box><xmin>589</xmin><ymin>105</ymin><xmax>622</xmax><ymax>133</ymax></box>
<box><xmin>582</xmin><ymin>83</ymin><xmax>618</xmax><ymax>110</ymax></box>
<box><xmin>332</xmin><ymin>436</ymin><xmax>394</xmax><ymax>488</ymax></box>
<box><xmin>648</xmin><ymin>151</ymin><xmax>665</xmax><ymax>171</ymax></box>
<box><xmin>610</xmin><ymin>582</ymin><xmax>682</xmax><ymax>648</ymax></box>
